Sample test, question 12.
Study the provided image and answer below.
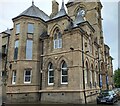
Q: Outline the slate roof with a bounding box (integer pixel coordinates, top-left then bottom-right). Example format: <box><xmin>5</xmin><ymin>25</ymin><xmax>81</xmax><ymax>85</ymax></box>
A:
<box><xmin>52</xmin><ymin>1</ymin><xmax>67</xmax><ymax>19</ymax></box>
<box><xmin>13</xmin><ymin>2</ymin><xmax>50</xmax><ymax>22</ymax></box>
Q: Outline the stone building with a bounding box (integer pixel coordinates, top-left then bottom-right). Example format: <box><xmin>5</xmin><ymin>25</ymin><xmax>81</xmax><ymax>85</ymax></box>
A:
<box><xmin>1</xmin><ymin>0</ymin><xmax>114</xmax><ymax>104</ymax></box>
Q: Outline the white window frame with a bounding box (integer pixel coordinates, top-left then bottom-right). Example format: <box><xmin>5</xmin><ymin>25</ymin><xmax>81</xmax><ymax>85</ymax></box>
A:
<box><xmin>61</xmin><ymin>62</ymin><xmax>68</xmax><ymax>84</ymax></box>
<box><xmin>12</xmin><ymin>70</ymin><xmax>16</xmax><ymax>84</ymax></box>
<box><xmin>24</xmin><ymin>69</ymin><xmax>32</xmax><ymax>84</ymax></box>
<box><xmin>48</xmin><ymin>63</ymin><xmax>54</xmax><ymax>85</ymax></box>
<box><xmin>16</xmin><ymin>23</ymin><xmax>20</xmax><ymax>34</ymax></box>
<box><xmin>54</xmin><ymin>40</ymin><xmax>58</xmax><ymax>49</ymax></box>
<box><xmin>54</xmin><ymin>39</ymin><xmax>62</xmax><ymax>49</ymax></box>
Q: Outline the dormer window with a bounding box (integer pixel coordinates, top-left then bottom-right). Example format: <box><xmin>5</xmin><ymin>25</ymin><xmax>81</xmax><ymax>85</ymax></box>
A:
<box><xmin>53</xmin><ymin>28</ymin><xmax>62</xmax><ymax>49</ymax></box>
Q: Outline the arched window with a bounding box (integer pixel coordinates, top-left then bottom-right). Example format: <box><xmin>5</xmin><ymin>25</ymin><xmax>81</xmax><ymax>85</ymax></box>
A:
<box><xmin>76</xmin><ymin>8</ymin><xmax>86</xmax><ymax>20</ymax></box>
<box><xmin>77</xmin><ymin>8</ymin><xmax>85</xmax><ymax>17</ymax></box>
<box><xmin>61</xmin><ymin>61</ymin><xmax>68</xmax><ymax>84</ymax></box>
<box><xmin>14</xmin><ymin>40</ymin><xmax>19</xmax><ymax>60</ymax></box>
<box><xmin>53</xmin><ymin>28</ymin><xmax>62</xmax><ymax>49</ymax></box>
<box><xmin>48</xmin><ymin>62</ymin><xmax>54</xmax><ymax>85</ymax></box>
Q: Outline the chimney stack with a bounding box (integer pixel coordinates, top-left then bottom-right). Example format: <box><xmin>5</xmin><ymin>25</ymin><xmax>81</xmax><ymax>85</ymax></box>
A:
<box><xmin>50</xmin><ymin>0</ymin><xmax>59</xmax><ymax>18</ymax></box>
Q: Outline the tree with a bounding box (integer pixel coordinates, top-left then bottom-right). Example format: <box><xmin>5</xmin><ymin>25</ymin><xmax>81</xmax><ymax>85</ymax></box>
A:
<box><xmin>114</xmin><ymin>68</ymin><xmax>120</xmax><ymax>87</ymax></box>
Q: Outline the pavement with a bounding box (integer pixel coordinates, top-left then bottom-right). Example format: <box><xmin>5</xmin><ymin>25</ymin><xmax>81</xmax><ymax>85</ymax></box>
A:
<box><xmin>3</xmin><ymin>101</ymin><xmax>120</xmax><ymax>106</ymax></box>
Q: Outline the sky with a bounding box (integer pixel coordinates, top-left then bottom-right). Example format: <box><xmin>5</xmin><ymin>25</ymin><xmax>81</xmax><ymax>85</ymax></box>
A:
<box><xmin>0</xmin><ymin>0</ymin><xmax>118</xmax><ymax>70</ymax></box>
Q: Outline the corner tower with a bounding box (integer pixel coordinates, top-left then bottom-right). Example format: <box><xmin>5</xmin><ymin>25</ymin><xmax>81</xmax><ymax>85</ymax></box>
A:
<box><xmin>6</xmin><ymin>2</ymin><xmax>50</xmax><ymax>103</ymax></box>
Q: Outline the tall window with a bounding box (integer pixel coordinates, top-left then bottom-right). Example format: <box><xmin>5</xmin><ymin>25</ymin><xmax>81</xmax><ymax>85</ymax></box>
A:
<box><xmin>28</xmin><ymin>23</ymin><xmax>34</xmax><ymax>34</ymax></box>
<box><xmin>61</xmin><ymin>61</ymin><xmax>68</xmax><ymax>84</ymax></box>
<box><xmin>85</xmin><ymin>62</ymin><xmax>88</xmax><ymax>84</ymax></box>
<box><xmin>94</xmin><ymin>71</ymin><xmax>97</xmax><ymax>87</ymax></box>
<box><xmin>26</xmin><ymin>40</ymin><xmax>33</xmax><ymax>60</ymax></box>
<box><xmin>90</xmin><ymin>70</ymin><xmax>92</xmax><ymax>87</ymax></box>
<box><xmin>100</xmin><ymin>74</ymin><xmax>102</xmax><ymax>87</ymax></box>
<box><xmin>12</xmin><ymin>70</ymin><xmax>16</xmax><ymax>84</ymax></box>
<box><xmin>91</xmin><ymin>64</ymin><xmax>94</xmax><ymax>87</ymax></box>
<box><xmin>14</xmin><ymin>40</ymin><xmax>19</xmax><ymax>60</ymax></box>
<box><xmin>48</xmin><ymin>62</ymin><xmax>54</xmax><ymax>85</ymax></box>
<box><xmin>24</xmin><ymin>69</ymin><xmax>32</xmax><ymax>83</ymax></box>
<box><xmin>53</xmin><ymin>28</ymin><xmax>62</xmax><ymax>49</ymax></box>
<box><xmin>16</xmin><ymin>23</ymin><xmax>20</xmax><ymax>34</ymax></box>
<box><xmin>89</xmin><ymin>37</ymin><xmax>92</xmax><ymax>53</ymax></box>
<box><xmin>2</xmin><ymin>45</ymin><xmax>6</xmax><ymax>54</ymax></box>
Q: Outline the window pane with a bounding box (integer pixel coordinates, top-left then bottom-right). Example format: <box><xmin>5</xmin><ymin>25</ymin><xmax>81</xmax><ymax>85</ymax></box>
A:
<box><xmin>49</xmin><ymin>63</ymin><xmax>53</xmax><ymax>69</ymax></box>
<box><xmin>54</xmin><ymin>34</ymin><xmax>57</xmax><ymax>40</ymax></box>
<box><xmin>62</xmin><ymin>70</ymin><xmax>67</xmax><ymax>75</ymax></box>
<box><xmin>53</xmin><ymin>28</ymin><xmax>62</xmax><ymax>49</ymax></box>
<box><xmin>16</xmin><ymin>24</ymin><xmax>20</xmax><ymax>34</ymax></box>
<box><xmin>58</xmin><ymin>39</ymin><xmax>62</xmax><ymax>48</ymax></box>
<box><xmin>54</xmin><ymin>40</ymin><xmax>58</xmax><ymax>49</ymax></box>
<box><xmin>28</xmin><ymin>23</ymin><xmax>34</xmax><ymax>33</ymax></box>
<box><xmin>62</xmin><ymin>61</ymin><xmax>67</xmax><ymax>68</ymax></box>
<box><xmin>48</xmin><ymin>63</ymin><xmax>54</xmax><ymax>85</ymax></box>
<box><xmin>49</xmin><ymin>71</ymin><xmax>54</xmax><ymax>76</ymax></box>
<box><xmin>12</xmin><ymin>70</ymin><xmax>16</xmax><ymax>84</ymax></box>
<box><xmin>25</xmin><ymin>76</ymin><xmax>30</xmax><ymax>82</ymax></box>
<box><xmin>62</xmin><ymin>76</ymin><xmax>68</xmax><ymax>83</ymax></box>
<box><xmin>84</xmin><ymin>70</ymin><xmax>87</xmax><ymax>84</ymax></box>
<box><xmin>26</xmin><ymin>70</ymin><xmax>31</xmax><ymax>75</ymax></box>
<box><xmin>14</xmin><ymin>40</ymin><xmax>19</xmax><ymax>60</ymax></box>
<box><xmin>58</xmin><ymin>32</ymin><xmax>62</xmax><ymax>38</ymax></box>
<box><xmin>24</xmin><ymin>70</ymin><xmax>31</xmax><ymax>83</ymax></box>
<box><xmin>26</xmin><ymin>40</ymin><xmax>33</xmax><ymax>59</ymax></box>
<box><xmin>49</xmin><ymin>77</ymin><xmax>54</xmax><ymax>83</ymax></box>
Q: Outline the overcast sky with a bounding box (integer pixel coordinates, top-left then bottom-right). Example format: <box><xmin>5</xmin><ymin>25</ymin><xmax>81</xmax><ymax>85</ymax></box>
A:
<box><xmin>0</xmin><ymin>0</ymin><xmax>118</xmax><ymax>70</ymax></box>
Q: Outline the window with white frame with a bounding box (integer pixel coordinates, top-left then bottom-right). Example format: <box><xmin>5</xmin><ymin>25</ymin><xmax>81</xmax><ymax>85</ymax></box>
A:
<box><xmin>48</xmin><ymin>62</ymin><xmax>54</xmax><ymax>85</ymax></box>
<box><xmin>16</xmin><ymin>23</ymin><xmax>20</xmax><ymax>34</ymax></box>
<box><xmin>24</xmin><ymin>69</ymin><xmax>32</xmax><ymax>83</ymax></box>
<box><xmin>53</xmin><ymin>28</ymin><xmax>62</xmax><ymax>49</ymax></box>
<box><xmin>28</xmin><ymin>23</ymin><xmax>34</xmax><ymax>34</ymax></box>
<box><xmin>26</xmin><ymin>40</ymin><xmax>33</xmax><ymax>60</ymax></box>
<box><xmin>12</xmin><ymin>70</ymin><xmax>16</xmax><ymax>84</ymax></box>
<box><xmin>61</xmin><ymin>61</ymin><xmax>68</xmax><ymax>84</ymax></box>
